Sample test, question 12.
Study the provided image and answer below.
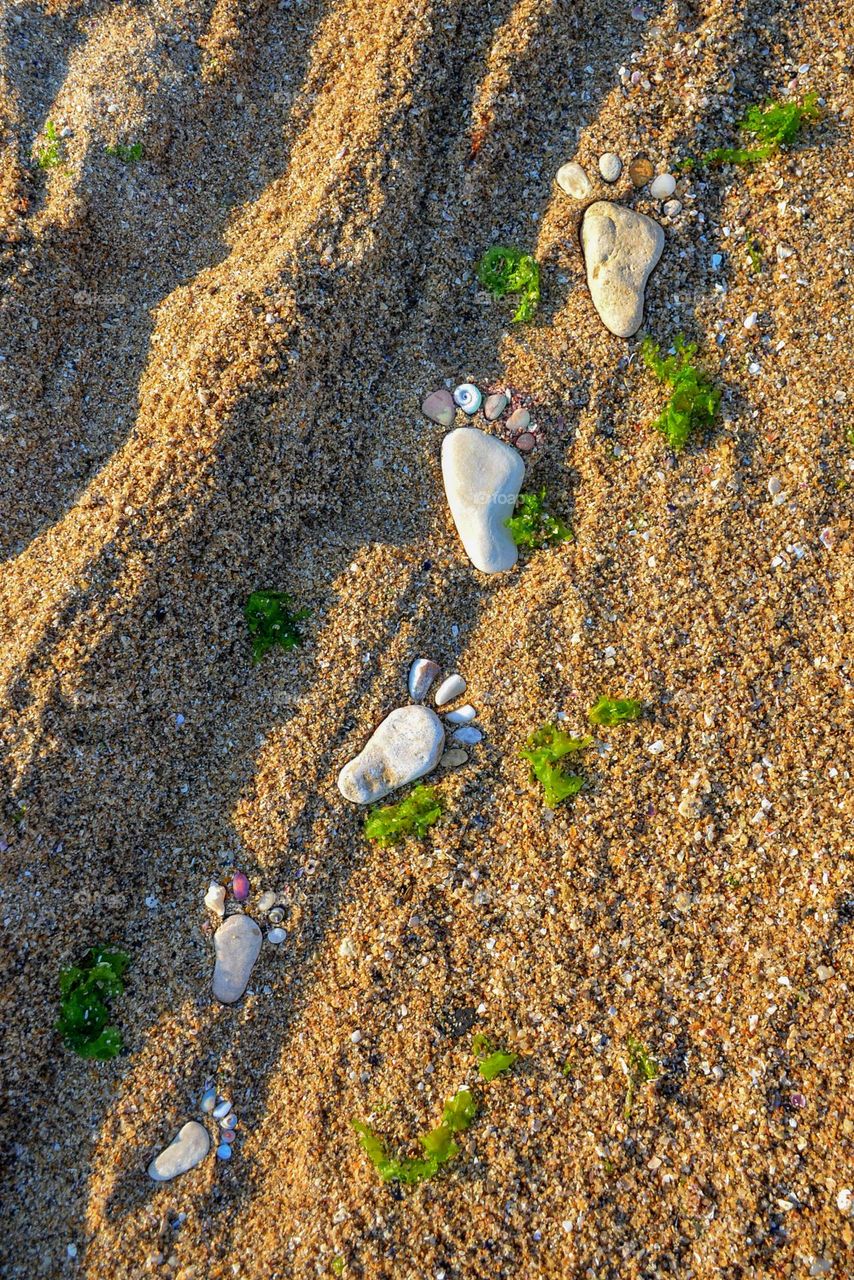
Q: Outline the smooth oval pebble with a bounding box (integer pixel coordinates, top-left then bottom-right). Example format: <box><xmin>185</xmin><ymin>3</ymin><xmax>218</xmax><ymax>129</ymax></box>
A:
<box><xmin>555</xmin><ymin>160</ymin><xmax>592</xmax><ymax>200</ymax></box>
<box><xmin>204</xmin><ymin>882</ymin><xmax>226</xmax><ymax>917</ymax></box>
<box><xmin>231</xmin><ymin>871</ymin><xmax>250</xmax><ymax>902</ymax></box>
<box><xmin>581</xmin><ymin>200</ymin><xmax>664</xmax><ymax>338</ymax></box>
<box><xmin>483</xmin><ymin>392</ymin><xmax>508</xmax><ymax>421</ymax></box>
<box><xmin>516</xmin><ymin>432</ymin><xmax>536</xmax><ymax>453</ymax></box>
<box><xmin>434</xmin><ymin>674</ymin><xmax>466</xmax><ymax>706</ymax></box>
<box><xmin>421</xmin><ymin>388</ymin><xmax>455</xmax><ymax>427</ymax></box>
<box><xmin>216</xmin><ymin>1143</ymin><xmax>232</xmax><ymax>1160</ymax></box>
<box><xmin>148</xmin><ymin>1122</ymin><xmax>210</xmax><ymax>1182</ymax></box>
<box><xmin>649</xmin><ymin>173</ymin><xmax>676</xmax><ymax>200</ymax></box>
<box><xmin>212</xmin><ymin>914</ymin><xmax>263</xmax><ymax>1004</ymax></box>
<box><xmin>453</xmin><ymin>383</ymin><xmax>482</xmax><ymax>414</ymax></box>
<box><xmin>452</xmin><ymin>726</ymin><xmax>483</xmax><ymax>745</ymax></box>
<box><xmin>220</xmin><ymin>1129</ymin><xmax>237</xmax><ymax>1144</ymax></box>
<box><xmin>337</xmin><ymin>704</ymin><xmax>445</xmax><ymax>804</ymax></box>
<box><xmin>408</xmin><ymin>657</ymin><xmax>440</xmax><ymax>702</ymax></box>
<box><xmin>440</xmin><ymin>748</ymin><xmax>469</xmax><ymax>768</ymax></box>
<box><xmin>662</xmin><ymin>199</ymin><xmax>682</xmax><ymax>218</ymax></box>
<box><xmin>267</xmin><ymin>927</ymin><xmax>286</xmax><ymax>944</ymax></box>
<box><xmin>506</xmin><ymin>407</ymin><xmax>530</xmax><ymax>433</ymax></box>
<box><xmin>200</xmin><ymin>1088</ymin><xmax>217</xmax><ymax>1113</ymax></box>
<box><xmin>598</xmin><ymin>152</ymin><xmax>622</xmax><ymax>182</ymax></box>
<box><xmin>628</xmin><ymin>155</ymin><xmax>654</xmax><ymax>187</ymax></box>
<box><xmin>213</xmin><ymin>1099</ymin><xmax>232</xmax><ymax>1120</ymax></box>
<box><xmin>444</xmin><ymin>704</ymin><xmax>476</xmax><ymax>725</ymax></box>
<box><xmin>257</xmin><ymin>890</ymin><xmax>277</xmax><ymax>913</ymax></box>
<box><xmin>441</xmin><ymin>427</ymin><xmax>524</xmax><ymax>573</ymax></box>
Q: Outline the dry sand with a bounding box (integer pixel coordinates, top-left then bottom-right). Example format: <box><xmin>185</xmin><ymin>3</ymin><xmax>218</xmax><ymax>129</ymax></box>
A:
<box><xmin>1</xmin><ymin>0</ymin><xmax>853</xmax><ymax>1276</ymax></box>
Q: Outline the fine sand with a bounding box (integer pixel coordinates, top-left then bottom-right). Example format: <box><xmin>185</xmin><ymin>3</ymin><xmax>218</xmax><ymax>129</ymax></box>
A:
<box><xmin>1</xmin><ymin>0</ymin><xmax>853</xmax><ymax>1277</ymax></box>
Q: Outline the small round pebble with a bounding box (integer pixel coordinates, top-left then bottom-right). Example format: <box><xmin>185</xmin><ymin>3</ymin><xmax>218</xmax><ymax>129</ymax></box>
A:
<box><xmin>506</xmin><ymin>407</ymin><xmax>530</xmax><ymax>434</ymax></box>
<box><xmin>220</xmin><ymin>1129</ymin><xmax>237</xmax><ymax>1144</ymax></box>
<box><xmin>216</xmin><ymin>1143</ymin><xmax>232</xmax><ymax>1160</ymax></box>
<box><xmin>515</xmin><ymin>432</ymin><xmax>536</xmax><ymax>453</ymax></box>
<box><xmin>649</xmin><ymin>173</ymin><xmax>676</xmax><ymax>200</ymax></box>
<box><xmin>662</xmin><ymin>199</ymin><xmax>682</xmax><ymax>217</ymax></box>
<box><xmin>628</xmin><ymin>155</ymin><xmax>654</xmax><ymax>187</ymax></box>
<box><xmin>231</xmin><ymin>871</ymin><xmax>250</xmax><ymax>902</ymax></box>
<box><xmin>555</xmin><ymin>160</ymin><xmax>592</xmax><ymax>200</ymax></box>
<box><xmin>267</xmin><ymin>927</ymin><xmax>286</xmax><ymax>944</ymax></box>
<box><xmin>598</xmin><ymin>152</ymin><xmax>622</xmax><ymax>183</ymax></box>
<box><xmin>350</xmin><ymin>1030</ymin><xmax>362</xmax><ymax>1044</ymax></box>
<box><xmin>257</xmin><ymin>890</ymin><xmax>277</xmax><ymax>913</ymax></box>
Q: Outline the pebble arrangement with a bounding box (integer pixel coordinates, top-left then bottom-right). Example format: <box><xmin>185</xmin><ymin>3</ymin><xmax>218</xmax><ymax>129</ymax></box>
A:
<box><xmin>148</xmin><ymin>1085</ymin><xmax>243</xmax><ymax>1181</ymax></box>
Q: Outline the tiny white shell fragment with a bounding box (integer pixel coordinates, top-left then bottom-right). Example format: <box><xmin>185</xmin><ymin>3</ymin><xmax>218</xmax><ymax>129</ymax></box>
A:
<box><xmin>204</xmin><ymin>882</ymin><xmax>226</xmax><ymax>917</ymax></box>
<box><xmin>434</xmin><ymin>674</ymin><xmax>466</xmax><ymax>706</ymax></box>
<box><xmin>213</xmin><ymin>1099</ymin><xmax>232</xmax><ymax>1120</ymax></box>
<box><xmin>338</xmin><ymin>937</ymin><xmax>358</xmax><ymax>959</ymax></box>
<box><xmin>408</xmin><ymin>657</ymin><xmax>440</xmax><ymax>702</ymax></box>
<box><xmin>452</xmin><ymin>726</ymin><xmax>482</xmax><ymax>745</ymax></box>
<box><xmin>444</xmin><ymin>704</ymin><xmax>476</xmax><ymax>725</ymax></box>
<box><xmin>267</xmin><ymin>927</ymin><xmax>286</xmax><ymax>944</ymax></box>
<box><xmin>200</xmin><ymin>1088</ymin><xmax>217</xmax><ymax>1113</ymax></box>
<box><xmin>453</xmin><ymin>383</ymin><xmax>482</xmax><ymax>414</ymax></box>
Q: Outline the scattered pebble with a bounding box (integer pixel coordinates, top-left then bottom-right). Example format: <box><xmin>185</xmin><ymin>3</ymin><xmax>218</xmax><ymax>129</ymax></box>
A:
<box><xmin>338</xmin><ymin>705</ymin><xmax>445</xmax><ymax>803</ymax></box>
<box><xmin>408</xmin><ymin>657</ymin><xmax>440</xmax><ymax>702</ymax></box>
<box><xmin>148</xmin><ymin>1122</ymin><xmax>210</xmax><ymax>1182</ymax></box>
<box><xmin>483</xmin><ymin>391</ymin><xmax>508</xmax><ymax>420</ymax></box>
<box><xmin>598</xmin><ymin>152</ymin><xmax>622</xmax><ymax>183</ymax></box>
<box><xmin>662</xmin><ymin>199</ymin><xmax>682</xmax><ymax>218</ymax></box>
<box><xmin>453</xmin><ymin>383</ymin><xmax>482</xmax><ymax>414</ymax></box>
<box><xmin>421</xmin><ymin>388</ymin><xmax>456</xmax><ymax>427</ymax></box>
<box><xmin>212</xmin><ymin>1099</ymin><xmax>233</xmax><ymax>1120</ymax></box>
<box><xmin>231</xmin><ymin>871</ymin><xmax>250</xmax><ymax>902</ymax></box>
<box><xmin>555</xmin><ymin>160</ymin><xmax>592</xmax><ymax>200</ymax></box>
<box><xmin>442</xmin><ymin>427</ymin><xmax>524</xmax><ymax>573</ymax></box>
<box><xmin>434</xmin><ymin>673</ymin><xmax>467</xmax><ymax>706</ymax></box>
<box><xmin>200</xmin><ymin>1088</ymin><xmax>217</xmax><ymax>1113</ymax></box>
<box><xmin>267</xmin><ymin>927</ymin><xmax>286</xmax><ymax>944</ymax></box>
<box><xmin>444</xmin><ymin>704</ymin><xmax>476</xmax><ymax>725</ymax></box>
<box><xmin>628</xmin><ymin>155</ymin><xmax>654</xmax><ymax>187</ymax></box>
<box><xmin>649</xmin><ymin>173</ymin><xmax>676</xmax><ymax>200</ymax></box>
<box><xmin>440</xmin><ymin>748</ymin><xmax>469</xmax><ymax>768</ymax></box>
<box><xmin>452</xmin><ymin>726</ymin><xmax>483</xmax><ymax>745</ymax></box>
<box><xmin>581</xmin><ymin>201</ymin><xmax>664</xmax><ymax>337</ymax></box>
<box><xmin>515</xmin><ymin>432</ymin><xmax>536</xmax><ymax>452</ymax></box>
<box><xmin>216</xmin><ymin>1143</ymin><xmax>232</xmax><ymax>1161</ymax></box>
<box><xmin>212</xmin><ymin>915</ymin><xmax>263</xmax><ymax>1004</ymax></box>
<box><xmin>506</xmin><ymin>407</ymin><xmax>531</xmax><ymax>434</ymax></box>
<box><xmin>204</xmin><ymin>882</ymin><xmax>226</xmax><ymax>917</ymax></box>
<box><xmin>257</xmin><ymin>890</ymin><xmax>277</xmax><ymax>913</ymax></box>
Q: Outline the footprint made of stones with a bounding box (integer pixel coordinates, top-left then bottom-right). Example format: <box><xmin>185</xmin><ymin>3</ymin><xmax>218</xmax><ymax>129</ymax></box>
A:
<box><xmin>148</xmin><ymin>1120</ymin><xmax>210</xmax><ymax>1182</ymax></box>
<box><xmin>337</xmin><ymin>661</ymin><xmax>481</xmax><ymax>804</ymax></box>
<box><xmin>441</xmin><ymin>426</ymin><xmax>524</xmax><ymax>573</ymax></box>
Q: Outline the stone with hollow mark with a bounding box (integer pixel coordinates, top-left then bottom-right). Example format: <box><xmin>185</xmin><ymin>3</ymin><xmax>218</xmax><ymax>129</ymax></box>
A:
<box><xmin>148</xmin><ymin>1122</ymin><xmax>210</xmax><ymax>1182</ymax></box>
<box><xmin>338</xmin><ymin>705</ymin><xmax>445</xmax><ymax>804</ymax></box>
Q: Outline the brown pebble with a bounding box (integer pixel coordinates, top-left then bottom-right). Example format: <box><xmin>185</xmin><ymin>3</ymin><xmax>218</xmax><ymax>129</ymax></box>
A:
<box><xmin>628</xmin><ymin>155</ymin><xmax>654</xmax><ymax>187</ymax></box>
<box><xmin>421</xmin><ymin>388</ymin><xmax>455</xmax><ymax>427</ymax></box>
<box><xmin>515</xmin><ymin>432</ymin><xmax>536</xmax><ymax>452</ymax></box>
<box><xmin>506</xmin><ymin>407</ymin><xmax>531</xmax><ymax>433</ymax></box>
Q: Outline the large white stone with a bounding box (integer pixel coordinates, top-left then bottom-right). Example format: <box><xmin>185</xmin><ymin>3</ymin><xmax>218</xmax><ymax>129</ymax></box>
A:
<box><xmin>148</xmin><ymin>1121</ymin><xmax>210</xmax><ymax>1181</ymax></box>
<box><xmin>581</xmin><ymin>200</ymin><xmax>664</xmax><ymax>338</ymax></box>
<box><xmin>212</xmin><ymin>914</ymin><xmax>262</xmax><ymax>1004</ymax></box>
<box><xmin>338</xmin><ymin>705</ymin><xmax>445</xmax><ymax>804</ymax></box>
<box><xmin>441</xmin><ymin>427</ymin><xmax>524</xmax><ymax>574</ymax></box>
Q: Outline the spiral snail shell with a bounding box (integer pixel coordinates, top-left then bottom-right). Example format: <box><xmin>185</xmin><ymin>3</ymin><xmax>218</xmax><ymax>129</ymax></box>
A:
<box><xmin>453</xmin><ymin>383</ymin><xmax>482</xmax><ymax>414</ymax></box>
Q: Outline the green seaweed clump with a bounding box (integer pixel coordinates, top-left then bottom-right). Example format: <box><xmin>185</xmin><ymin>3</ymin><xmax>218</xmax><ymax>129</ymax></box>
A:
<box><xmin>746</xmin><ymin>236</ymin><xmax>763</xmax><ymax>274</ymax></box>
<box><xmin>695</xmin><ymin>93</ymin><xmax>822</xmax><ymax>167</ymax></box>
<box><xmin>477</xmin><ymin>245</ymin><xmax>541</xmax><ymax>323</ymax></box>
<box><xmin>521</xmin><ymin>723</ymin><xmax>591</xmax><ymax>808</ymax></box>
<box><xmin>244</xmin><ymin>589</ymin><xmax>309</xmax><ymax>663</ymax></box>
<box><xmin>105</xmin><ymin>140</ymin><xmax>143</xmax><ymax>163</ymax></box>
<box><xmin>473</xmin><ymin>1035</ymin><xmax>518</xmax><ymax>1081</ymax></box>
<box><xmin>641</xmin><ymin>334</ymin><xmax>720</xmax><ymax>452</ymax></box>
<box><xmin>353</xmin><ymin>1088</ymin><xmax>477</xmax><ymax>1184</ymax></box>
<box><xmin>57</xmin><ymin>947</ymin><xmax>130</xmax><ymax>1059</ymax></box>
<box><xmin>624</xmin><ymin>1036</ymin><xmax>660</xmax><ymax>1120</ymax></box>
<box><xmin>363</xmin><ymin>784</ymin><xmax>442</xmax><ymax>846</ymax></box>
<box><xmin>505</xmin><ymin>488</ymin><xmax>572</xmax><ymax>550</ymax></box>
<box><xmin>34</xmin><ymin>120</ymin><xmax>63</xmax><ymax>170</ymax></box>
<box><xmin>588</xmin><ymin>696</ymin><xmax>642</xmax><ymax>727</ymax></box>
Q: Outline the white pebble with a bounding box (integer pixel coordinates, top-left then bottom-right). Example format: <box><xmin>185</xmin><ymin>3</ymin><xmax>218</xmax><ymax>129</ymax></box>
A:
<box><xmin>444</xmin><ymin>704</ymin><xmax>476</xmax><ymax>725</ymax></box>
<box><xmin>267</xmin><ymin>927</ymin><xmax>286</xmax><ymax>944</ymax></box>
<box><xmin>837</xmin><ymin>1188</ymin><xmax>852</xmax><ymax>1214</ymax></box>
<box><xmin>338</xmin><ymin>937</ymin><xmax>358</xmax><ymax>959</ymax></box>
<box><xmin>598</xmin><ymin>152</ymin><xmax>622</xmax><ymax>182</ymax></box>
<box><xmin>434</xmin><ymin>673</ymin><xmax>466</xmax><ymax>706</ymax></box>
<box><xmin>257</xmin><ymin>890</ymin><xmax>277</xmax><ymax>913</ymax></box>
<box><xmin>213</xmin><ymin>1099</ymin><xmax>232</xmax><ymax>1120</ymax></box>
<box><xmin>452</xmin><ymin>726</ymin><xmax>482</xmax><ymax>745</ymax></box>
<box><xmin>555</xmin><ymin>160</ymin><xmax>592</xmax><ymax>200</ymax></box>
<box><xmin>647</xmin><ymin>740</ymin><xmax>665</xmax><ymax>755</ymax></box>
<box><xmin>350</xmin><ymin>1030</ymin><xmax>362</xmax><ymax>1044</ymax></box>
<box><xmin>204</xmin><ymin>882</ymin><xmax>226</xmax><ymax>917</ymax></box>
<box><xmin>768</xmin><ymin>476</ymin><xmax>782</xmax><ymax>496</ymax></box>
<box><xmin>649</xmin><ymin>173</ymin><xmax>676</xmax><ymax>200</ymax></box>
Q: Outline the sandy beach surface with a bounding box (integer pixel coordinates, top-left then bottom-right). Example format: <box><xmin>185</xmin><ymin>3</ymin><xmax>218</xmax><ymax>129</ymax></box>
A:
<box><xmin>1</xmin><ymin>0</ymin><xmax>853</xmax><ymax>1276</ymax></box>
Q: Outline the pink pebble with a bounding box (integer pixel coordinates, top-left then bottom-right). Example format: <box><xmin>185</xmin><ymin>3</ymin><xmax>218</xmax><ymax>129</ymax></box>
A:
<box><xmin>232</xmin><ymin>871</ymin><xmax>250</xmax><ymax>902</ymax></box>
<box><xmin>515</xmin><ymin>433</ymin><xmax>536</xmax><ymax>453</ymax></box>
<box><xmin>506</xmin><ymin>407</ymin><xmax>530</xmax><ymax>434</ymax></box>
<box><xmin>221</xmin><ymin>1129</ymin><xmax>237</xmax><ymax>1143</ymax></box>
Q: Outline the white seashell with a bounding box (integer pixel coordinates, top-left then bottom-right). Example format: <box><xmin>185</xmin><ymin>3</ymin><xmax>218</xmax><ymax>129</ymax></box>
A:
<box><xmin>213</xmin><ymin>1099</ymin><xmax>232</xmax><ymax>1120</ymax></box>
<box><xmin>649</xmin><ymin>173</ymin><xmax>676</xmax><ymax>200</ymax></box>
<box><xmin>434</xmin><ymin>674</ymin><xmax>466</xmax><ymax>706</ymax></box>
<box><xmin>267</xmin><ymin>927</ymin><xmax>286</xmax><ymax>944</ymax></box>
<box><xmin>444</xmin><ymin>704</ymin><xmax>476</xmax><ymax>725</ymax></box>
<box><xmin>200</xmin><ymin>1088</ymin><xmax>217</xmax><ymax>1113</ymax></box>
<box><xmin>453</xmin><ymin>383</ymin><xmax>482</xmax><ymax>414</ymax></box>
<box><xmin>257</xmin><ymin>890</ymin><xmax>277</xmax><ymax>913</ymax></box>
<box><xmin>204</xmin><ymin>882</ymin><xmax>226</xmax><ymax>917</ymax></box>
<box><xmin>408</xmin><ymin>657</ymin><xmax>440</xmax><ymax>702</ymax></box>
<box><xmin>219</xmin><ymin>1113</ymin><xmax>237</xmax><ymax>1129</ymax></box>
<box><xmin>452</xmin><ymin>726</ymin><xmax>483</xmax><ymax>745</ymax></box>
<box><xmin>268</xmin><ymin>907</ymin><xmax>285</xmax><ymax>925</ymax></box>
<box><xmin>338</xmin><ymin>937</ymin><xmax>358</xmax><ymax>959</ymax></box>
<box><xmin>216</xmin><ymin>1143</ymin><xmax>232</xmax><ymax>1160</ymax></box>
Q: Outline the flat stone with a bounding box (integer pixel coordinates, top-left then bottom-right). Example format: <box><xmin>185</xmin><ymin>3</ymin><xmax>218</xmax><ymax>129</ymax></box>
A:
<box><xmin>483</xmin><ymin>392</ymin><xmax>508</xmax><ymax>421</ymax></box>
<box><xmin>598</xmin><ymin>152</ymin><xmax>622</xmax><ymax>182</ymax></box>
<box><xmin>441</xmin><ymin>427</ymin><xmax>524</xmax><ymax>573</ymax></box>
<box><xmin>555</xmin><ymin>160</ymin><xmax>592</xmax><ymax>200</ymax></box>
<box><xmin>440</xmin><ymin>748</ymin><xmax>469</xmax><ymax>768</ymax></box>
<box><xmin>421</xmin><ymin>389</ymin><xmax>455</xmax><ymax>427</ymax></box>
<box><xmin>148</xmin><ymin>1122</ymin><xmax>210</xmax><ymax>1182</ymax></box>
<box><xmin>628</xmin><ymin>155</ymin><xmax>654</xmax><ymax>187</ymax></box>
<box><xmin>212</xmin><ymin>914</ymin><xmax>262</xmax><ymax>1004</ymax></box>
<box><xmin>581</xmin><ymin>201</ymin><xmax>664</xmax><ymax>338</ymax></box>
<box><xmin>338</xmin><ymin>705</ymin><xmax>445</xmax><ymax>804</ymax></box>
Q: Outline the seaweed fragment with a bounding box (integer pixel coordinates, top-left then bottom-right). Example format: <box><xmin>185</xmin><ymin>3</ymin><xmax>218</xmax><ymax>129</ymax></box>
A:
<box><xmin>588</xmin><ymin>696</ymin><xmax>642</xmax><ymax>727</ymax></box>
<box><xmin>521</xmin><ymin>723</ymin><xmax>591</xmax><ymax>808</ymax></box>
<box><xmin>244</xmin><ymin>590</ymin><xmax>309</xmax><ymax>663</ymax></box>
<box><xmin>624</xmin><ymin>1036</ymin><xmax>660</xmax><ymax>1120</ymax></box>
<box><xmin>641</xmin><ymin>334</ymin><xmax>720</xmax><ymax>451</ymax></box>
<box><xmin>477</xmin><ymin>245</ymin><xmax>541</xmax><ymax>323</ymax></box>
<box><xmin>363</xmin><ymin>785</ymin><xmax>442</xmax><ymax>846</ymax></box>
<box><xmin>57</xmin><ymin>947</ymin><xmax>131</xmax><ymax>1059</ymax></box>
<box><xmin>353</xmin><ymin>1088</ymin><xmax>477</xmax><ymax>1184</ymax></box>
<box><xmin>688</xmin><ymin>93</ymin><xmax>822</xmax><ymax>168</ymax></box>
<box><xmin>505</xmin><ymin>488</ymin><xmax>573</xmax><ymax>550</ymax></box>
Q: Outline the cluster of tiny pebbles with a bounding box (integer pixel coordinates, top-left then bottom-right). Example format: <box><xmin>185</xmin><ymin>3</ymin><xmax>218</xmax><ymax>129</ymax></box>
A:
<box><xmin>201</xmin><ymin>1086</ymin><xmax>241</xmax><ymax>1161</ymax></box>
<box><xmin>422</xmin><ymin>382</ymin><xmax>539</xmax><ymax>453</ymax></box>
